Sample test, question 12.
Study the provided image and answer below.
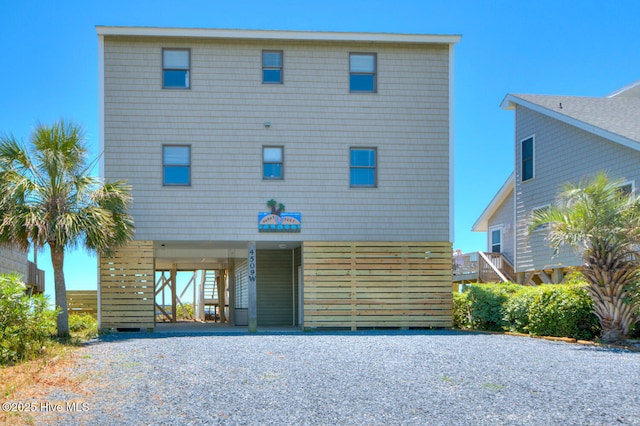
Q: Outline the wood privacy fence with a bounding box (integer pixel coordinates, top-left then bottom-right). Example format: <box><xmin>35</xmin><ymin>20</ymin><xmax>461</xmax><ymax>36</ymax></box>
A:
<box><xmin>99</xmin><ymin>241</ymin><xmax>155</xmax><ymax>330</ymax></box>
<box><xmin>303</xmin><ymin>242</ymin><xmax>453</xmax><ymax>330</ymax></box>
<box><xmin>67</xmin><ymin>290</ymin><xmax>98</xmax><ymax>318</ymax></box>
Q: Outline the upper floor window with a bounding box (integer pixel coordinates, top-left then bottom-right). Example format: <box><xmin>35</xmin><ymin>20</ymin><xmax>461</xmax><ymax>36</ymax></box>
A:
<box><xmin>163</xmin><ymin>145</ymin><xmax>190</xmax><ymax>186</ymax></box>
<box><xmin>521</xmin><ymin>136</ymin><xmax>534</xmax><ymax>181</ymax></box>
<box><xmin>163</xmin><ymin>49</ymin><xmax>190</xmax><ymax>89</ymax></box>
<box><xmin>349</xmin><ymin>53</ymin><xmax>376</xmax><ymax>93</ymax></box>
<box><xmin>263</xmin><ymin>146</ymin><xmax>284</xmax><ymax>179</ymax></box>
<box><xmin>350</xmin><ymin>147</ymin><xmax>377</xmax><ymax>187</ymax></box>
<box><xmin>262</xmin><ymin>51</ymin><xmax>283</xmax><ymax>84</ymax></box>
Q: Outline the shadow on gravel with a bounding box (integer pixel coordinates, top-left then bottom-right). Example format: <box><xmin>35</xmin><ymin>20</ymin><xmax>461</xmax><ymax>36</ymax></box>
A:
<box><xmin>84</xmin><ymin>329</ymin><xmax>485</xmax><ymax>344</ymax></box>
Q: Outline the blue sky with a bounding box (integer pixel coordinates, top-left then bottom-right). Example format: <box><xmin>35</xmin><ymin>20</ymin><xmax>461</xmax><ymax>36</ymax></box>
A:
<box><xmin>1</xmin><ymin>0</ymin><xmax>639</xmax><ymax>300</ymax></box>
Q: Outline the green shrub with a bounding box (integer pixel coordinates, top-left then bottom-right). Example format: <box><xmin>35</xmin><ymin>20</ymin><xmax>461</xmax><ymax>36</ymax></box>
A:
<box><xmin>176</xmin><ymin>303</ymin><xmax>194</xmax><ymax>320</ymax></box>
<box><xmin>0</xmin><ymin>274</ymin><xmax>57</xmax><ymax>365</ymax></box>
<box><xmin>465</xmin><ymin>283</ymin><xmax>522</xmax><ymax>331</ymax></box>
<box><xmin>452</xmin><ymin>278</ymin><xmax>601</xmax><ymax>340</ymax></box>
<box><xmin>68</xmin><ymin>313</ymin><xmax>99</xmax><ymax>340</ymax></box>
<box><xmin>527</xmin><ymin>285</ymin><xmax>599</xmax><ymax>340</ymax></box>
<box><xmin>452</xmin><ymin>292</ymin><xmax>471</xmax><ymax>329</ymax></box>
<box><xmin>503</xmin><ymin>286</ymin><xmax>537</xmax><ymax>334</ymax></box>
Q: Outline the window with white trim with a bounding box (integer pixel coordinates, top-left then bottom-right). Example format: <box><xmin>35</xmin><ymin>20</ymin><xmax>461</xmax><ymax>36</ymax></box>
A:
<box><xmin>490</xmin><ymin>227</ymin><xmax>501</xmax><ymax>253</ymax></box>
<box><xmin>531</xmin><ymin>205</ymin><xmax>551</xmax><ymax>232</ymax></box>
<box><xmin>521</xmin><ymin>136</ymin><xmax>534</xmax><ymax>181</ymax></box>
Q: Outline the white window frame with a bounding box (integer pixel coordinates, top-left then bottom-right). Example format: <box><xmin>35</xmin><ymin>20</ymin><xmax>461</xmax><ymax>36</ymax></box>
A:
<box><xmin>521</xmin><ymin>135</ymin><xmax>535</xmax><ymax>182</ymax></box>
<box><xmin>531</xmin><ymin>204</ymin><xmax>551</xmax><ymax>232</ymax></box>
<box><xmin>489</xmin><ymin>225</ymin><xmax>502</xmax><ymax>253</ymax></box>
<box><xmin>616</xmin><ymin>180</ymin><xmax>635</xmax><ymax>197</ymax></box>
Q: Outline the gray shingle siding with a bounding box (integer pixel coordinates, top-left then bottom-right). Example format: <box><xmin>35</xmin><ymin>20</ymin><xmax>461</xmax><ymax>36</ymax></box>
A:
<box><xmin>514</xmin><ymin>106</ymin><xmax>640</xmax><ymax>272</ymax></box>
<box><xmin>486</xmin><ymin>190</ymin><xmax>514</xmax><ymax>263</ymax></box>
<box><xmin>0</xmin><ymin>247</ymin><xmax>28</xmax><ymax>278</ymax></box>
<box><xmin>103</xmin><ymin>37</ymin><xmax>452</xmax><ymax>243</ymax></box>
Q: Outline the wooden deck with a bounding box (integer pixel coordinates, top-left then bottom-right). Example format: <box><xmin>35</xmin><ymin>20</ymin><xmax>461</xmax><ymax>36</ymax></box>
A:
<box><xmin>453</xmin><ymin>251</ymin><xmax>514</xmax><ymax>283</ymax></box>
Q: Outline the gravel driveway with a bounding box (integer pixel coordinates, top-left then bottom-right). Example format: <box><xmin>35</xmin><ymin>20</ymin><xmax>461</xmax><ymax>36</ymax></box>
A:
<box><xmin>16</xmin><ymin>330</ymin><xmax>640</xmax><ymax>425</ymax></box>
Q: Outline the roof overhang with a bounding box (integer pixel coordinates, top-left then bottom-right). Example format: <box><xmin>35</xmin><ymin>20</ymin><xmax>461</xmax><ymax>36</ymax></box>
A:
<box><xmin>472</xmin><ymin>173</ymin><xmax>514</xmax><ymax>232</ymax></box>
<box><xmin>500</xmin><ymin>94</ymin><xmax>640</xmax><ymax>152</ymax></box>
<box><xmin>95</xmin><ymin>26</ymin><xmax>461</xmax><ymax>45</ymax></box>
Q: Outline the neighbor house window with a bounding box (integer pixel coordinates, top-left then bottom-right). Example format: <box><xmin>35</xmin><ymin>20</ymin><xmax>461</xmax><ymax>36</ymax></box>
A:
<box><xmin>521</xmin><ymin>136</ymin><xmax>534</xmax><ymax>181</ymax></box>
<box><xmin>350</xmin><ymin>148</ymin><xmax>377</xmax><ymax>187</ymax></box>
<box><xmin>262</xmin><ymin>51</ymin><xmax>283</xmax><ymax>84</ymax></box>
<box><xmin>490</xmin><ymin>227</ymin><xmax>501</xmax><ymax>253</ymax></box>
<box><xmin>349</xmin><ymin>53</ymin><xmax>376</xmax><ymax>92</ymax></box>
<box><xmin>616</xmin><ymin>181</ymin><xmax>635</xmax><ymax>197</ymax></box>
<box><xmin>263</xmin><ymin>146</ymin><xmax>284</xmax><ymax>179</ymax></box>
<box><xmin>163</xmin><ymin>145</ymin><xmax>191</xmax><ymax>185</ymax></box>
<box><xmin>163</xmin><ymin>49</ymin><xmax>190</xmax><ymax>89</ymax></box>
<box><xmin>531</xmin><ymin>205</ymin><xmax>550</xmax><ymax>232</ymax></box>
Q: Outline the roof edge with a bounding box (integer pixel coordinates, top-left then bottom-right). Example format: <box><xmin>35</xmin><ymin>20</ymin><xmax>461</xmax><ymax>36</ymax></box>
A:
<box><xmin>95</xmin><ymin>26</ymin><xmax>461</xmax><ymax>44</ymax></box>
<box><xmin>501</xmin><ymin>94</ymin><xmax>640</xmax><ymax>150</ymax></box>
<box><xmin>472</xmin><ymin>173</ymin><xmax>514</xmax><ymax>232</ymax></box>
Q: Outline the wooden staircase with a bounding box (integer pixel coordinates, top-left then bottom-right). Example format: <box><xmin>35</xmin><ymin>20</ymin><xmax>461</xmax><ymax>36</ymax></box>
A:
<box><xmin>477</xmin><ymin>252</ymin><xmax>514</xmax><ymax>283</ymax></box>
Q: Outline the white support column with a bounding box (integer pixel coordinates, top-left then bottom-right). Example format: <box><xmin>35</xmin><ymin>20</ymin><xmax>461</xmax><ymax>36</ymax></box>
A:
<box><xmin>248</xmin><ymin>242</ymin><xmax>257</xmax><ymax>332</ymax></box>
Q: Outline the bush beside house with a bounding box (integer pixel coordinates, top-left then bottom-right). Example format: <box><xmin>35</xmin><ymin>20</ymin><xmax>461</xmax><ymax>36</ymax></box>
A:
<box><xmin>454</xmin><ymin>280</ymin><xmax>601</xmax><ymax>340</ymax></box>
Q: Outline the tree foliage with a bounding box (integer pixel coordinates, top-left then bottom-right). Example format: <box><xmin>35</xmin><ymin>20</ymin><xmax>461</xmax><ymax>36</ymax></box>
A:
<box><xmin>0</xmin><ymin>120</ymin><xmax>134</xmax><ymax>337</ymax></box>
<box><xmin>530</xmin><ymin>173</ymin><xmax>640</xmax><ymax>342</ymax></box>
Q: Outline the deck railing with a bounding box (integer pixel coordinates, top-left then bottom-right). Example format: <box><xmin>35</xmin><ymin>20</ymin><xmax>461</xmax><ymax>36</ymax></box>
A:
<box><xmin>453</xmin><ymin>251</ymin><xmax>514</xmax><ymax>283</ymax></box>
<box><xmin>26</xmin><ymin>261</ymin><xmax>45</xmax><ymax>294</ymax></box>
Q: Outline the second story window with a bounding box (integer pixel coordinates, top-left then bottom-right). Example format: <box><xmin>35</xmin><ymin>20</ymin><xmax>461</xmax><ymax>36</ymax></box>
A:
<box><xmin>163</xmin><ymin>145</ymin><xmax>191</xmax><ymax>186</ymax></box>
<box><xmin>350</xmin><ymin>147</ymin><xmax>377</xmax><ymax>188</ymax></box>
<box><xmin>262</xmin><ymin>51</ymin><xmax>283</xmax><ymax>84</ymax></box>
<box><xmin>521</xmin><ymin>136</ymin><xmax>534</xmax><ymax>182</ymax></box>
<box><xmin>349</xmin><ymin>53</ymin><xmax>376</xmax><ymax>93</ymax></box>
<box><xmin>263</xmin><ymin>146</ymin><xmax>284</xmax><ymax>179</ymax></box>
<box><xmin>163</xmin><ymin>49</ymin><xmax>190</xmax><ymax>89</ymax></box>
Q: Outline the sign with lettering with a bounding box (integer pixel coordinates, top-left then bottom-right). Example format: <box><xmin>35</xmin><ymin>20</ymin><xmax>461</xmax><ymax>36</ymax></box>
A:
<box><xmin>258</xmin><ymin>212</ymin><xmax>301</xmax><ymax>232</ymax></box>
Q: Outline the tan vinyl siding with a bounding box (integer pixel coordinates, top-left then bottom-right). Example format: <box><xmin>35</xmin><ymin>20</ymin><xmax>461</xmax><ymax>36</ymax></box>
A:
<box><xmin>103</xmin><ymin>37</ymin><xmax>451</xmax><ymax>243</ymax></box>
<box><xmin>514</xmin><ymin>106</ymin><xmax>640</xmax><ymax>272</ymax></box>
<box><xmin>257</xmin><ymin>250</ymin><xmax>294</xmax><ymax>326</ymax></box>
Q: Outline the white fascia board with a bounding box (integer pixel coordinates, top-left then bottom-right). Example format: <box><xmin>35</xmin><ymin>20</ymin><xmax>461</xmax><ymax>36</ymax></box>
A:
<box><xmin>95</xmin><ymin>26</ymin><xmax>461</xmax><ymax>45</ymax></box>
<box><xmin>98</xmin><ymin>34</ymin><xmax>105</xmax><ymax>180</ymax></box>
<box><xmin>501</xmin><ymin>94</ymin><xmax>640</xmax><ymax>151</ymax></box>
<box><xmin>448</xmin><ymin>43</ymin><xmax>455</xmax><ymax>243</ymax></box>
<box><xmin>472</xmin><ymin>173</ymin><xmax>514</xmax><ymax>232</ymax></box>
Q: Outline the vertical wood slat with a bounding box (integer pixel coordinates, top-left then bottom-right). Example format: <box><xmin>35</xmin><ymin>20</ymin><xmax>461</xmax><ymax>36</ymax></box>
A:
<box><xmin>303</xmin><ymin>242</ymin><xmax>453</xmax><ymax>329</ymax></box>
<box><xmin>99</xmin><ymin>241</ymin><xmax>155</xmax><ymax>329</ymax></box>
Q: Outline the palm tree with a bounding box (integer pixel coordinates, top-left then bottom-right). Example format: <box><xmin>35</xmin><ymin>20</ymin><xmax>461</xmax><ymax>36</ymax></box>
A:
<box><xmin>531</xmin><ymin>172</ymin><xmax>640</xmax><ymax>342</ymax></box>
<box><xmin>0</xmin><ymin>120</ymin><xmax>134</xmax><ymax>337</ymax></box>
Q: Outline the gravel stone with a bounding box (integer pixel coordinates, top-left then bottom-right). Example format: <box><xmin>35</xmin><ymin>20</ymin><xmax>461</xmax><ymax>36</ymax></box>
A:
<box><xmin>27</xmin><ymin>330</ymin><xmax>640</xmax><ymax>425</ymax></box>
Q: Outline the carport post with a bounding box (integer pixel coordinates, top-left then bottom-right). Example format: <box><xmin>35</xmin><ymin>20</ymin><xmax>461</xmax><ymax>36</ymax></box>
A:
<box><xmin>248</xmin><ymin>242</ymin><xmax>257</xmax><ymax>332</ymax></box>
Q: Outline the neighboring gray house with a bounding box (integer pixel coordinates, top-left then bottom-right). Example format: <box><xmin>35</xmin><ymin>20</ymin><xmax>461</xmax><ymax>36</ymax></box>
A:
<box><xmin>473</xmin><ymin>81</ymin><xmax>640</xmax><ymax>284</ymax></box>
<box><xmin>97</xmin><ymin>26</ymin><xmax>460</xmax><ymax>330</ymax></box>
<box><xmin>0</xmin><ymin>246</ymin><xmax>45</xmax><ymax>293</ymax></box>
